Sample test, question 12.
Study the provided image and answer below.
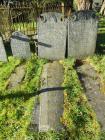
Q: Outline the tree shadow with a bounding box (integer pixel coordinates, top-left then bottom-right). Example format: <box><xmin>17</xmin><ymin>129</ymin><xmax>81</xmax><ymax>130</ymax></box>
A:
<box><xmin>0</xmin><ymin>86</ymin><xmax>69</xmax><ymax>101</ymax></box>
<box><xmin>95</xmin><ymin>17</ymin><xmax>105</xmax><ymax>55</ymax></box>
<box><xmin>96</xmin><ymin>32</ymin><xmax>105</xmax><ymax>55</ymax></box>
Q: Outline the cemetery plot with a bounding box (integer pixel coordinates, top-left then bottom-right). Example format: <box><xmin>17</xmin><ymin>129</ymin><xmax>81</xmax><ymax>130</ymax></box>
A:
<box><xmin>38</xmin><ymin>12</ymin><xmax>67</xmax><ymax>60</ymax></box>
<box><xmin>39</xmin><ymin>61</ymin><xmax>64</xmax><ymax>131</ymax></box>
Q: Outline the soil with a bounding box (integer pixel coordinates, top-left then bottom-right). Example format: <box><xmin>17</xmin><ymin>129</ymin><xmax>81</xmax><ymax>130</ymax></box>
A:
<box><xmin>76</xmin><ymin>63</ymin><xmax>105</xmax><ymax>130</ymax></box>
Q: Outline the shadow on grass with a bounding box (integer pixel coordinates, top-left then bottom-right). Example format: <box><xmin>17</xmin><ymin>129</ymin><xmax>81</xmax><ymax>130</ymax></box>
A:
<box><xmin>0</xmin><ymin>87</ymin><xmax>69</xmax><ymax>101</ymax></box>
<box><xmin>96</xmin><ymin>32</ymin><xmax>105</xmax><ymax>55</ymax></box>
<box><xmin>96</xmin><ymin>17</ymin><xmax>105</xmax><ymax>55</ymax></box>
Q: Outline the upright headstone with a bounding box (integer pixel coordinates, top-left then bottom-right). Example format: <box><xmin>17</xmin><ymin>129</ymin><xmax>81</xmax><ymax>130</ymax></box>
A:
<box><xmin>38</xmin><ymin>12</ymin><xmax>67</xmax><ymax>60</ymax></box>
<box><xmin>11</xmin><ymin>31</ymin><xmax>31</xmax><ymax>59</ymax></box>
<box><xmin>0</xmin><ymin>33</ymin><xmax>7</xmax><ymax>62</ymax></box>
<box><xmin>68</xmin><ymin>11</ymin><xmax>98</xmax><ymax>59</ymax></box>
<box><xmin>39</xmin><ymin>61</ymin><xmax>64</xmax><ymax>131</ymax></box>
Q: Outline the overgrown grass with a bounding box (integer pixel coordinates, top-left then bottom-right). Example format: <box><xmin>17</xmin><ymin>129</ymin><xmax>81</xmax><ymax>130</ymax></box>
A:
<box><xmin>0</xmin><ymin>57</ymin><xmax>101</xmax><ymax>140</ymax></box>
<box><xmin>60</xmin><ymin>58</ymin><xmax>100</xmax><ymax>140</ymax></box>
<box><xmin>24</xmin><ymin>58</ymin><xmax>101</xmax><ymax>140</ymax></box>
<box><xmin>11</xmin><ymin>21</ymin><xmax>36</xmax><ymax>35</ymax></box>
<box><xmin>84</xmin><ymin>16</ymin><xmax>105</xmax><ymax>139</ymax></box>
<box><xmin>0</xmin><ymin>55</ymin><xmax>47</xmax><ymax>140</ymax></box>
<box><xmin>0</xmin><ymin>57</ymin><xmax>21</xmax><ymax>91</ymax></box>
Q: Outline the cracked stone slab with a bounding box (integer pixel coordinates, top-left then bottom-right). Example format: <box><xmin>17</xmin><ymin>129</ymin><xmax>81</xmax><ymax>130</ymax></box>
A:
<box><xmin>29</xmin><ymin>97</ymin><xmax>40</xmax><ymax>131</ymax></box>
<box><xmin>77</xmin><ymin>63</ymin><xmax>105</xmax><ymax>130</ymax></box>
<box><xmin>39</xmin><ymin>61</ymin><xmax>64</xmax><ymax>131</ymax></box>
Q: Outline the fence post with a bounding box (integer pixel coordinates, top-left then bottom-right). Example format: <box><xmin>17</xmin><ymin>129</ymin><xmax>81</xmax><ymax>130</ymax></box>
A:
<box><xmin>8</xmin><ymin>4</ymin><xmax>12</xmax><ymax>39</ymax></box>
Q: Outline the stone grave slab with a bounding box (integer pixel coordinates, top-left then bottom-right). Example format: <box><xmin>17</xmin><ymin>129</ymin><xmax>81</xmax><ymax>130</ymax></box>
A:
<box><xmin>39</xmin><ymin>61</ymin><xmax>64</xmax><ymax>131</ymax></box>
<box><xmin>68</xmin><ymin>11</ymin><xmax>98</xmax><ymax>59</ymax></box>
<box><xmin>11</xmin><ymin>31</ymin><xmax>31</xmax><ymax>59</ymax></box>
<box><xmin>38</xmin><ymin>12</ymin><xmax>67</xmax><ymax>60</ymax></box>
<box><xmin>0</xmin><ymin>34</ymin><xmax>7</xmax><ymax>62</ymax></box>
<box><xmin>29</xmin><ymin>97</ymin><xmax>40</xmax><ymax>131</ymax></box>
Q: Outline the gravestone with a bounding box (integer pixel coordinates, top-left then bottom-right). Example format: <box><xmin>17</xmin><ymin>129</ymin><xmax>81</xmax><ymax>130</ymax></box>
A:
<box><xmin>39</xmin><ymin>61</ymin><xmax>64</xmax><ymax>131</ymax></box>
<box><xmin>38</xmin><ymin>12</ymin><xmax>67</xmax><ymax>60</ymax></box>
<box><xmin>11</xmin><ymin>31</ymin><xmax>31</xmax><ymax>59</ymax></box>
<box><xmin>68</xmin><ymin>11</ymin><xmax>98</xmax><ymax>59</ymax></box>
<box><xmin>0</xmin><ymin>33</ymin><xmax>7</xmax><ymax>62</ymax></box>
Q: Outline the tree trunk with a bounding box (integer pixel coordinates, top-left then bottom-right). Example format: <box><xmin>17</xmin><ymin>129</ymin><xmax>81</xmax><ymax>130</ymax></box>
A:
<box><xmin>77</xmin><ymin>0</ymin><xmax>93</xmax><ymax>10</ymax></box>
<box><xmin>64</xmin><ymin>0</ymin><xmax>73</xmax><ymax>17</ymax></box>
<box><xmin>100</xmin><ymin>0</ymin><xmax>105</xmax><ymax>15</ymax></box>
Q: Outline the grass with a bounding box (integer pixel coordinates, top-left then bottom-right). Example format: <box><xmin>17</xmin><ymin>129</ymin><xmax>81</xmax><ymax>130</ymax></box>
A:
<box><xmin>0</xmin><ymin>54</ymin><xmax>47</xmax><ymax>140</ymax></box>
<box><xmin>84</xmin><ymin>16</ymin><xmax>105</xmax><ymax>139</ymax></box>
<box><xmin>60</xmin><ymin>59</ymin><xmax>100</xmax><ymax>140</ymax></box>
<box><xmin>0</xmin><ymin>57</ymin><xmax>21</xmax><ymax>91</ymax></box>
<box><xmin>85</xmin><ymin>16</ymin><xmax>105</xmax><ymax>93</ymax></box>
<box><xmin>0</xmin><ymin>56</ymin><xmax>101</xmax><ymax>140</ymax></box>
<box><xmin>11</xmin><ymin>21</ymin><xmax>37</xmax><ymax>35</ymax></box>
<box><xmin>0</xmin><ymin>15</ymin><xmax>105</xmax><ymax>140</ymax></box>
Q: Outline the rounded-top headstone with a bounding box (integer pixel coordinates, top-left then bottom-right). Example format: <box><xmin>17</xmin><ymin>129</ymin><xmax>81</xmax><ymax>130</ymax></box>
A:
<box><xmin>68</xmin><ymin>10</ymin><xmax>98</xmax><ymax>59</ymax></box>
<box><xmin>38</xmin><ymin>12</ymin><xmax>67</xmax><ymax>60</ymax></box>
<box><xmin>11</xmin><ymin>31</ymin><xmax>31</xmax><ymax>59</ymax></box>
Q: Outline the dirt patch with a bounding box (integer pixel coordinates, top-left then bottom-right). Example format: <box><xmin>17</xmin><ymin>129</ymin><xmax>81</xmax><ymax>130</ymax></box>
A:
<box><xmin>7</xmin><ymin>65</ymin><xmax>25</xmax><ymax>89</ymax></box>
<box><xmin>76</xmin><ymin>63</ymin><xmax>105</xmax><ymax>130</ymax></box>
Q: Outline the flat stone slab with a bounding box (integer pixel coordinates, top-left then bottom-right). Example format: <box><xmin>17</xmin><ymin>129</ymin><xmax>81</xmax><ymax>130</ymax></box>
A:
<box><xmin>7</xmin><ymin>65</ymin><xmax>25</xmax><ymax>89</ymax></box>
<box><xmin>68</xmin><ymin>11</ymin><xmax>98</xmax><ymax>59</ymax></box>
<box><xmin>77</xmin><ymin>63</ymin><xmax>105</xmax><ymax>130</ymax></box>
<box><xmin>29</xmin><ymin>97</ymin><xmax>40</xmax><ymax>131</ymax></box>
<box><xmin>38</xmin><ymin>12</ymin><xmax>67</xmax><ymax>60</ymax></box>
<box><xmin>39</xmin><ymin>61</ymin><xmax>64</xmax><ymax>131</ymax></box>
<box><xmin>11</xmin><ymin>31</ymin><xmax>31</xmax><ymax>59</ymax></box>
<box><xmin>0</xmin><ymin>34</ymin><xmax>7</xmax><ymax>62</ymax></box>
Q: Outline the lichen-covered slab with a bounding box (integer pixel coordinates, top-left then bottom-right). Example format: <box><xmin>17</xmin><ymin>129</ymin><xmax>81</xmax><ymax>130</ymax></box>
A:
<box><xmin>0</xmin><ymin>34</ymin><xmax>7</xmax><ymax>62</ymax></box>
<box><xmin>39</xmin><ymin>61</ymin><xmax>64</xmax><ymax>131</ymax></box>
<box><xmin>68</xmin><ymin>11</ymin><xmax>98</xmax><ymax>59</ymax></box>
<box><xmin>11</xmin><ymin>31</ymin><xmax>31</xmax><ymax>59</ymax></box>
<box><xmin>38</xmin><ymin>12</ymin><xmax>67</xmax><ymax>60</ymax></box>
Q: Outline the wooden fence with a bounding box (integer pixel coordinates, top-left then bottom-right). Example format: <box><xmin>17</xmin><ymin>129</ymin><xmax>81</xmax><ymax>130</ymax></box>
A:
<box><xmin>0</xmin><ymin>2</ymin><xmax>70</xmax><ymax>40</ymax></box>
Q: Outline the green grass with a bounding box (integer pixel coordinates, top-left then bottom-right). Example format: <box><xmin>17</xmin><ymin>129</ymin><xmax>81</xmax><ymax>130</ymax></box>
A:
<box><xmin>0</xmin><ymin>55</ymin><xmax>47</xmax><ymax>140</ymax></box>
<box><xmin>60</xmin><ymin>59</ymin><xmax>100</xmax><ymax>140</ymax></box>
<box><xmin>1</xmin><ymin>16</ymin><xmax>105</xmax><ymax>140</ymax></box>
<box><xmin>0</xmin><ymin>57</ymin><xmax>21</xmax><ymax>91</ymax></box>
<box><xmin>0</xmin><ymin>56</ymin><xmax>101</xmax><ymax>140</ymax></box>
<box><xmin>11</xmin><ymin>21</ymin><xmax>37</xmax><ymax>35</ymax></box>
<box><xmin>84</xmin><ymin>16</ymin><xmax>105</xmax><ymax>139</ymax></box>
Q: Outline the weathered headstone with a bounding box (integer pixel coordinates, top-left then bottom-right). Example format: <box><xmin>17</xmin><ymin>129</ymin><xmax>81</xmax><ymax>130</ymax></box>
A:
<box><xmin>39</xmin><ymin>61</ymin><xmax>64</xmax><ymax>131</ymax></box>
<box><xmin>68</xmin><ymin>11</ymin><xmax>98</xmax><ymax>59</ymax></box>
<box><xmin>38</xmin><ymin>12</ymin><xmax>67</xmax><ymax>60</ymax></box>
<box><xmin>0</xmin><ymin>33</ymin><xmax>7</xmax><ymax>62</ymax></box>
<box><xmin>11</xmin><ymin>31</ymin><xmax>31</xmax><ymax>59</ymax></box>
